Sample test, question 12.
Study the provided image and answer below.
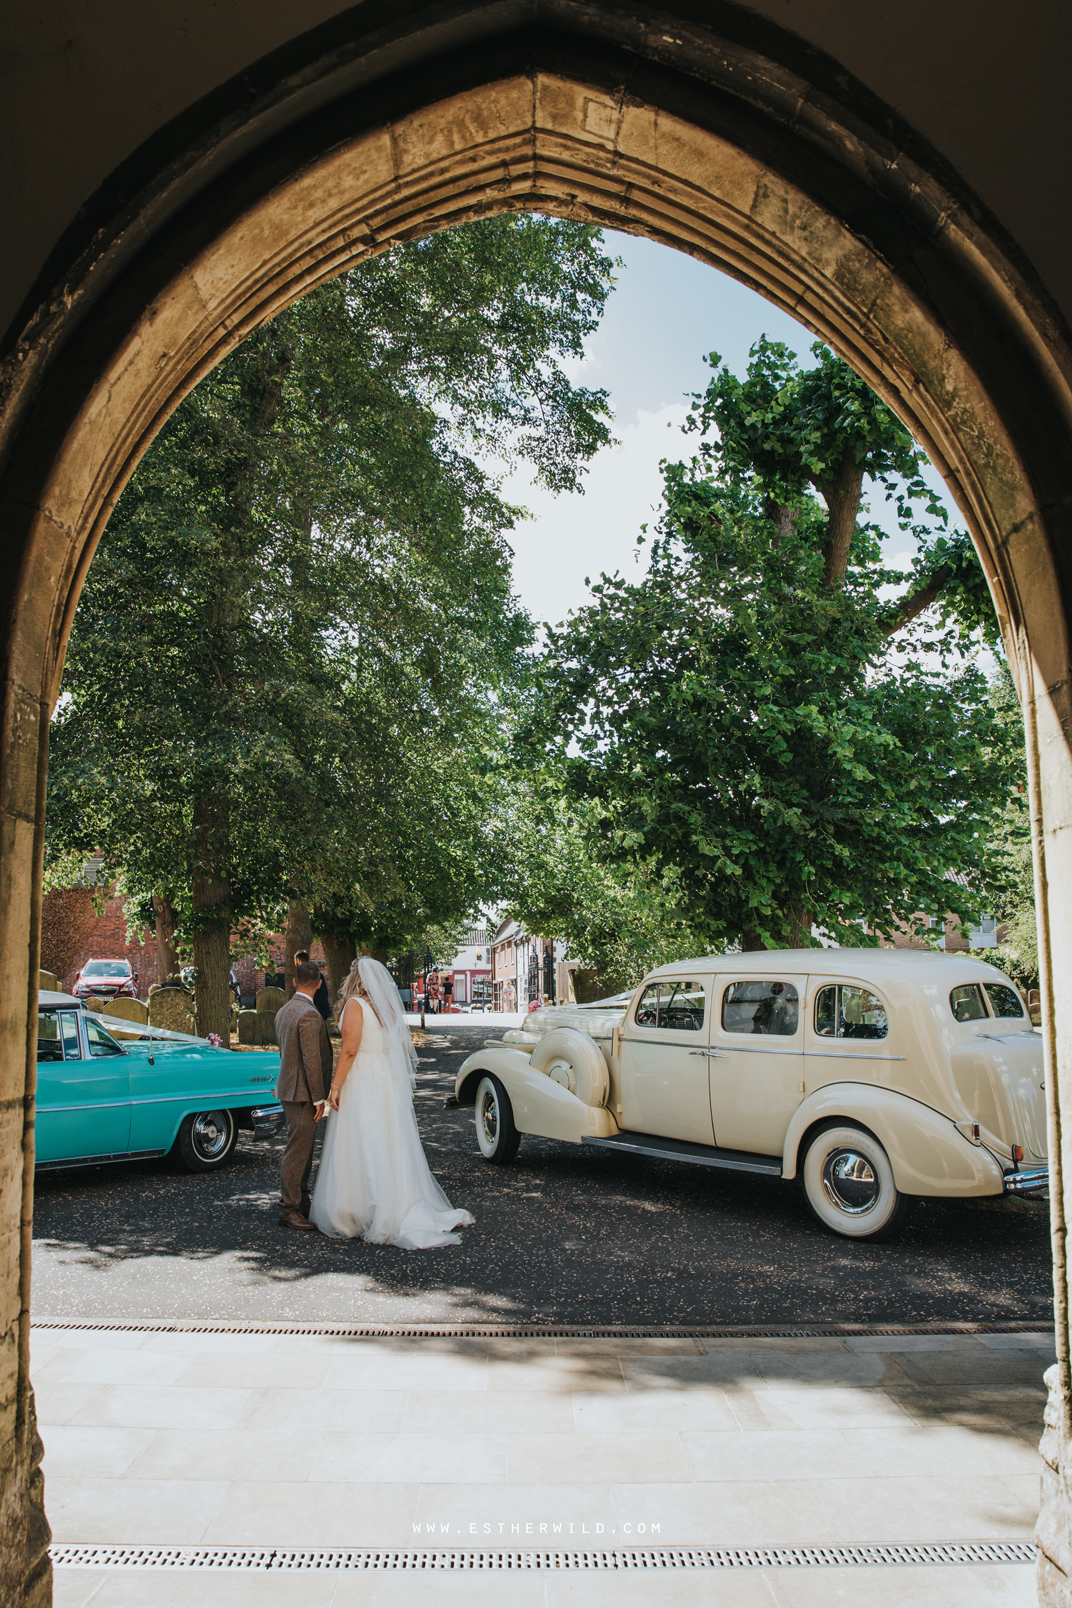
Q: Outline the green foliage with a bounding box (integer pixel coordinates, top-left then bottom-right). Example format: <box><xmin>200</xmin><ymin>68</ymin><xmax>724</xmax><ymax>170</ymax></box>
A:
<box><xmin>46</xmin><ymin>217</ymin><xmax>618</xmax><ymax>990</ymax></box>
<box><xmin>972</xmin><ymin>663</ymin><xmax>1037</xmax><ymax>987</ymax></box>
<box><xmin>689</xmin><ymin>339</ymin><xmax>939</xmax><ymax>517</ymax></box>
<box><xmin>491</xmin><ymin>784</ymin><xmax>709</xmax><ymax>991</ymax></box>
<box><xmin>526</xmin><ymin>338</ymin><xmax>1019</xmax><ymax>951</ymax></box>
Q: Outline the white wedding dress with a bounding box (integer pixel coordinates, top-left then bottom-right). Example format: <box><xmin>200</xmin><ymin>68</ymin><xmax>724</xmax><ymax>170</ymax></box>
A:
<box><xmin>310</xmin><ymin>996</ymin><xmax>474</xmax><ymax>1248</ymax></box>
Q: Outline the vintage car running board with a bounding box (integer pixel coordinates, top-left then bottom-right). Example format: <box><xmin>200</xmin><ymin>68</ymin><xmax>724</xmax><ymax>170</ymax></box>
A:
<box><xmin>582</xmin><ymin>1131</ymin><xmax>782</xmax><ymax>1176</ymax></box>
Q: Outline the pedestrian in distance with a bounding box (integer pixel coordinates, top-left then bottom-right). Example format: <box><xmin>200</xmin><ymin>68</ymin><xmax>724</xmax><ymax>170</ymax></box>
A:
<box><xmin>274</xmin><ymin>960</ymin><xmax>333</xmax><ymax>1231</ymax></box>
<box><xmin>293</xmin><ymin>949</ymin><xmax>331</xmax><ymax>1020</ymax></box>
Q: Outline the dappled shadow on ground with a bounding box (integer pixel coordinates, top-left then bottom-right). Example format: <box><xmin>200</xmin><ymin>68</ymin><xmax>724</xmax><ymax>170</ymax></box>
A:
<box><xmin>32</xmin><ymin>1027</ymin><xmax>1054</xmax><ymax>1326</ymax></box>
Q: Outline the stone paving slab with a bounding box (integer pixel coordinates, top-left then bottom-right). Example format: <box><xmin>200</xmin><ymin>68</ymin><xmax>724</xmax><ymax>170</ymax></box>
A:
<box><xmin>51</xmin><ymin>1562</ymin><xmax>1038</xmax><ymax>1608</ymax></box>
<box><xmin>38</xmin><ymin>1327</ymin><xmax>1049</xmax><ymax>1606</ymax></box>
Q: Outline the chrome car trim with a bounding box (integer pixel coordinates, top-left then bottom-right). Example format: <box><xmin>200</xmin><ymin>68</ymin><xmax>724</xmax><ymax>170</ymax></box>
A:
<box><xmin>36</xmin><ymin>1148</ymin><xmax>167</xmax><ymax>1172</ymax></box>
<box><xmin>1004</xmin><ymin>1167</ymin><xmax>1048</xmax><ymax>1195</ymax></box>
<box><xmin>621</xmin><ymin>1035</ymin><xmax>706</xmax><ymax>1046</ymax></box>
<box><xmin>715</xmin><ymin>1044</ymin><xmax>801</xmax><ymax>1055</ymax></box>
<box><xmin>821</xmin><ymin>1148</ymin><xmax>881</xmax><ymax>1215</ymax></box>
<box><xmin>128</xmin><ymin>1091</ymin><xmax>276</xmax><ymax>1107</ymax></box>
<box><xmin>802</xmin><ymin>1050</ymin><xmax>906</xmax><ymax>1062</ymax></box>
<box><xmin>37</xmin><ymin>1100</ymin><xmax>132</xmax><ymax>1113</ymax></box>
<box><xmin>250</xmin><ymin>1104</ymin><xmax>285</xmax><ymax>1136</ymax></box>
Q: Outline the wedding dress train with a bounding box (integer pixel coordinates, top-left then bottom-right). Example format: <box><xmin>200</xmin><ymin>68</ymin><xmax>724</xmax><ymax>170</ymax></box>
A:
<box><xmin>310</xmin><ymin>994</ymin><xmax>473</xmax><ymax>1249</ymax></box>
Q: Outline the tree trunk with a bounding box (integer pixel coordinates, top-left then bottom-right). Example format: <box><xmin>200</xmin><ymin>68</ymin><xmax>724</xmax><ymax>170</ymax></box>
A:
<box><xmin>152</xmin><ymin>892</ymin><xmax>179</xmax><ymax>983</ymax></box>
<box><xmin>190</xmin><ymin>797</ymin><xmax>232</xmax><ymax>1040</ymax></box>
<box><xmin>820</xmin><ymin>449</ymin><xmax>865</xmax><ymax>587</ymax></box>
<box><xmin>786</xmin><ymin>903</ymin><xmax>814</xmax><ymax>948</ymax></box>
<box><xmin>284</xmin><ymin>902</ymin><xmax>313</xmax><ymax>999</ymax></box>
<box><xmin>319</xmin><ymin>930</ymin><xmax>357</xmax><ymax>1005</ymax></box>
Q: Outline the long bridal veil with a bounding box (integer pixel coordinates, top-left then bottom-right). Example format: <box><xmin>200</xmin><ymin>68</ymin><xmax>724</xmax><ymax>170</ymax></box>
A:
<box><xmin>310</xmin><ymin>955</ymin><xmax>473</xmax><ymax>1248</ymax></box>
<box><xmin>356</xmin><ymin>955</ymin><xmax>418</xmax><ymax>1090</ymax></box>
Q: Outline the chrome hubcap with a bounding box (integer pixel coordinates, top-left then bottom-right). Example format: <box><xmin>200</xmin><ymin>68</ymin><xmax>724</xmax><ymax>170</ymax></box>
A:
<box><xmin>821</xmin><ymin>1148</ymin><xmax>880</xmax><ymax>1215</ymax></box>
<box><xmin>191</xmin><ymin>1111</ymin><xmax>231</xmax><ymax>1160</ymax></box>
<box><xmin>480</xmin><ymin>1090</ymin><xmax>498</xmax><ymax>1147</ymax></box>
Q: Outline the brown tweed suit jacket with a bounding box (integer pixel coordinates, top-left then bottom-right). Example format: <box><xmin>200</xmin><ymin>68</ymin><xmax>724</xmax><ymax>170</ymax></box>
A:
<box><xmin>274</xmin><ymin>993</ymin><xmax>332</xmax><ymax>1104</ymax></box>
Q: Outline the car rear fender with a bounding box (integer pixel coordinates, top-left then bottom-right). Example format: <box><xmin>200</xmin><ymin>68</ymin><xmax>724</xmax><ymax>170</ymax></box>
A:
<box><xmin>455</xmin><ymin>1048</ymin><xmax>619</xmax><ymax>1144</ymax></box>
<box><xmin>782</xmin><ymin>1081</ymin><xmax>1005</xmax><ymax>1197</ymax></box>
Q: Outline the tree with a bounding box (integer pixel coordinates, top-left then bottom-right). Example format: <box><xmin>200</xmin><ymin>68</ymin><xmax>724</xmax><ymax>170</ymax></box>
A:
<box><xmin>528</xmin><ymin>339</ymin><xmax>1018</xmax><ymax>951</ymax></box>
<box><xmin>490</xmin><ymin>784</ymin><xmax>707</xmax><ymax>995</ymax></box>
<box><xmin>972</xmin><ymin>665</ymin><xmax>1037</xmax><ymax>987</ymax></box>
<box><xmin>46</xmin><ymin>217</ymin><xmax>618</xmax><ymax>1034</ymax></box>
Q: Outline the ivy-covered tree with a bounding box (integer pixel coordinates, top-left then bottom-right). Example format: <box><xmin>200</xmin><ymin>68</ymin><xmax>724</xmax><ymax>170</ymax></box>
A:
<box><xmin>528</xmin><ymin>339</ymin><xmax>1019</xmax><ymax>951</ymax></box>
<box><xmin>47</xmin><ymin>217</ymin><xmax>618</xmax><ymax>1034</ymax></box>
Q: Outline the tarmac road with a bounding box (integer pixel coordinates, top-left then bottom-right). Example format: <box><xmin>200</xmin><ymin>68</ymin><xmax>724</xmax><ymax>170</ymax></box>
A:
<box><xmin>32</xmin><ymin>1025</ymin><xmax>1052</xmax><ymax>1327</ymax></box>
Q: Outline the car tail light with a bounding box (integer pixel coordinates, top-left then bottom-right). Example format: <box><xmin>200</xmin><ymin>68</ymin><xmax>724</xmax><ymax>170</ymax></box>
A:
<box><xmin>971</xmin><ymin>1122</ymin><xmax>980</xmax><ymax>1142</ymax></box>
<box><xmin>1012</xmin><ymin>1144</ymin><xmax>1024</xmax><ymax>1162</ymax></box>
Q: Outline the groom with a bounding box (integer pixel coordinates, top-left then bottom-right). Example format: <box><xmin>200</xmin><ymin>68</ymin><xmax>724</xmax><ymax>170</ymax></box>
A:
<box><xmin>275</xmin><ymin>959</ymin><xmax>334</xmax><ymax>1231</ymax></box>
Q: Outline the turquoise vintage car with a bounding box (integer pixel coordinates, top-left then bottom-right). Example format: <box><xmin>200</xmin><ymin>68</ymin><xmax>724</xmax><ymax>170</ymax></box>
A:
<box><xmin>35</xmin><ymin>990</ymin><xmax>284</xmax><ymax>1173</ymax></box>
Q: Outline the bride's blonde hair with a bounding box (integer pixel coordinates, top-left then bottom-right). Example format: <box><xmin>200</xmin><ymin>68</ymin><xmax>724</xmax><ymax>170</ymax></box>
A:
<box><xmin>335</xmin><ymin>957</ymin><xmax>371</xmax><ymax>1023</ymax></box>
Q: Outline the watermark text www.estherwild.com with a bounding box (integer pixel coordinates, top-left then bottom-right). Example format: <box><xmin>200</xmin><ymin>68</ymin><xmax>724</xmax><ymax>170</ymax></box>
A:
<box><xmin>413</xmin><ymin>1522</ymin><xmax>660</xmax><ymax>1537</ymax></box>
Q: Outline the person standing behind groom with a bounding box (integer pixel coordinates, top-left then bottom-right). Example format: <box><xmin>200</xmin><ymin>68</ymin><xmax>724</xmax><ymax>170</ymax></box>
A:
<box><xmin>293</xmin><ymin>949</ymin><xmax>331</xmax><ymax>1020</ymax></box>
<box><xmin>275</xmin><ymin>960</ymin><xmax>333</xmax><ymax>1231</ymax></box>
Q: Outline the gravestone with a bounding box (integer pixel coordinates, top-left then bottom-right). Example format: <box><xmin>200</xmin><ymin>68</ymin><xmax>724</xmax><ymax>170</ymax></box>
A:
<box><xmin>148</xmin><ymin>988</ymin><xmax>196</xmax><ymax>1035</ymax></box>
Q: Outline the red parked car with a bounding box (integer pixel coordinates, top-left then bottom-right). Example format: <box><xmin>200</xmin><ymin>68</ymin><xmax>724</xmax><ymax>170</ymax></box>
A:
<box><xmin>71</xmin><ymin>958</ymin><xmax>138</xmax><ymax>1001</ymax></box>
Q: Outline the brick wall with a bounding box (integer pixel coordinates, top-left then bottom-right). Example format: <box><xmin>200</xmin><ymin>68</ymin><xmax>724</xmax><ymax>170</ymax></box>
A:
<box><xmin>59</xmin><ymin>890</ymin><xmax>328</xmax><ymax>1001</ymax></box>
<box><xmin>60</xmin><ymin>886</ymin><xmax>158</xmax><ymax>995</ymax></box>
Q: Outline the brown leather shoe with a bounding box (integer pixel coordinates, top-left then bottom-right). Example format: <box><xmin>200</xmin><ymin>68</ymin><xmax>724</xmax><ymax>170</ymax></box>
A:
<box><xmin>278</xmin><ymin>1208</ymin><xmax>316</xmax><ymax>1231</ymax></box>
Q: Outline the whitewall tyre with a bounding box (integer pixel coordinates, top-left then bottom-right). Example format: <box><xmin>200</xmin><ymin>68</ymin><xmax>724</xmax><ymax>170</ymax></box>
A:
<box><xmin>801</xmin><ymin>1122</ymin><xmax>909</xmax><ymax>1241</ymax></box>
<box><xmin>475</xmin><ymin>1075</ymin><xmax>521</xmax><ymax>1165</ymax></box>
<box><xmin>174</xmin><ymin>1109</ymin><xmax>238</xmax><ymax>1172</ymax></box>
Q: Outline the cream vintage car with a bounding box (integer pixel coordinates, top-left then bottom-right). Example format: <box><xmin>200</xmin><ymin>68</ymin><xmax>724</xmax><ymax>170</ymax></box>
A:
<box><xmin>452</xmin><ymin>949</ymin><xmax>1048</xmax><ymax>1240</ymax></box>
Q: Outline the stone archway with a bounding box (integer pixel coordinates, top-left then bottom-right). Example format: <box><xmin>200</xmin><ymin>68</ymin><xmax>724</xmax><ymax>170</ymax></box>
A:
<box><xmin>3</xmin><ymin>20</ymin><xmax>1072</xmax><ymax>1606</ymax></box>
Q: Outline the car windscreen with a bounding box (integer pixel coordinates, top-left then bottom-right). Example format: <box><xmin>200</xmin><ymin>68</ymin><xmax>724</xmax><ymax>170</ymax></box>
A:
<box><xmin>83</xmin><ymin>960</ymin><xmax>130</xmax><ymax>977</ymax></box>
<box><xmin>85</xmin><ymin>1018</ymin><xmax>125</xmax><ymax>1057</ymax></box>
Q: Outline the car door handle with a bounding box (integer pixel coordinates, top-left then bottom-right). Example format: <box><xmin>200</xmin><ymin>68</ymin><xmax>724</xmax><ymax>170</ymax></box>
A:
<box><xmin>690</xmin><ymin>1049</ymin><xmax>726</xmax><ymax>1058</ymax></box>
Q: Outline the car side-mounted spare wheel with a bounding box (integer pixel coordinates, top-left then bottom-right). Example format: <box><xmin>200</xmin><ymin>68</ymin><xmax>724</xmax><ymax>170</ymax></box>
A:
<box><xmin>529</xmin><ymin>1028</ymin><xmax>609</xmax><ymax>1109</ymax></box>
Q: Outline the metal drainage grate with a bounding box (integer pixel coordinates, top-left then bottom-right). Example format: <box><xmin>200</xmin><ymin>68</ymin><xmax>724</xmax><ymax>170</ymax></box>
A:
<box><xmin>29</xmin><ymin>1318</ymin><xmax>1055</xmax><ymax>1340</ymax></box>
<box><xmin>51</xmin><ymin>1543</ymin><xmax>1037</xmax><ymax>1572</ymax></box>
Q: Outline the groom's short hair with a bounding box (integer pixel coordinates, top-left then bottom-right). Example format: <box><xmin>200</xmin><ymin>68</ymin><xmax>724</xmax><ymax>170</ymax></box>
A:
<box><xmin>295</xmin><ymin>960</ymin><xmax>320</xmax><ymax>986</ymax></box>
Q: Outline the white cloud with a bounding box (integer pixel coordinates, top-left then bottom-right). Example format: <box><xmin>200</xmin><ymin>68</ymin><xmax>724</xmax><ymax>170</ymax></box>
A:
<box><xmin>504</xmin><ymin>403</ymin><xmax>689</xmax><ymax>630</ymax></box>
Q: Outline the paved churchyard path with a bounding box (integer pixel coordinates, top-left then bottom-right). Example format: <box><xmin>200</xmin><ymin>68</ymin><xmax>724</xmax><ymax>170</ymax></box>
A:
<box><xmin>31</xmin><ymin>1026</ymin><xmax>1052</xmax><ymax>1327</ymax></box>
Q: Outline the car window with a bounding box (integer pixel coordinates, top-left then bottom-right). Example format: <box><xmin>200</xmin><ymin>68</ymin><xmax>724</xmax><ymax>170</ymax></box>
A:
<box><xmin>815</xmin><ymin>984</ymin><xmax>889</xmax><ymax>1039</ymax></box>
<box><xmin>58</xmin><ymin>1010</ymin><xmax>82</xmax><ymax>1059</ymax></box>
<box><xmin>85</xmin><ymin>1018</ymin><xmax>125</xmax><ymax>1058</ymax></box>
<box><xmin>633</xmin><ymin>980</ymin><xmax>705</xmax><ymax>1031</ymax></box>
<box><xmin>950</xmin><ymin>983</ymin><xmax>988</xmax><ymax>1022</ymax></box>
<box><xmin>722</xmin><ymin>981</ymin><xmax>799</xmax><ymax>1036</ymax></box>
<box><xmin>983</xmin><ymin>982</ymin><xmax>1024</xmax><ymax>1019</ymax></box>
<box><xmin>37</xmin><ymin>1011</ymin><xmax>63</xmax><ymax>1062</ymax></box>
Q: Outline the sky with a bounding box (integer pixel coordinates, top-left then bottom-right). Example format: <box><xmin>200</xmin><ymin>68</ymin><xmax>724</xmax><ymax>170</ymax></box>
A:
<box><xmin>499</xmin><ymin>230</ymin><xmax>956</xmax><ymax>633</ymax></box>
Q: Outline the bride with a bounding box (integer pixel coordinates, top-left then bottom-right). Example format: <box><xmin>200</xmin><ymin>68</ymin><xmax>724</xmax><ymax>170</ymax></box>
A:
<box><xmin>310</xmin><ymin>956</ymin><xmax>474</xmax><ymax>1249</ymax></box>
